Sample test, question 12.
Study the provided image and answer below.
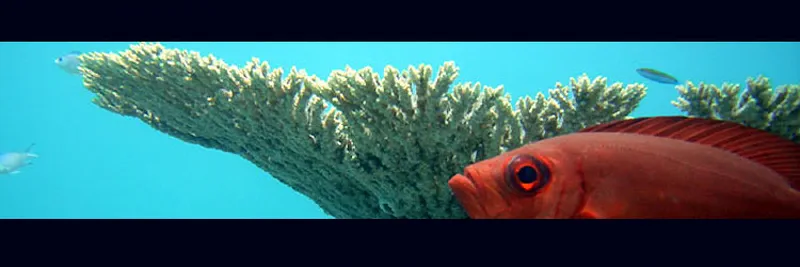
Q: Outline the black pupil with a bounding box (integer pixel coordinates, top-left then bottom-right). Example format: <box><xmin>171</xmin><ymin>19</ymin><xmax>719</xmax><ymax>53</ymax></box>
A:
<box><xmin>517</xmin><ymin>166</ymin><xmax>537</xmax><ymax>184</ymax></box>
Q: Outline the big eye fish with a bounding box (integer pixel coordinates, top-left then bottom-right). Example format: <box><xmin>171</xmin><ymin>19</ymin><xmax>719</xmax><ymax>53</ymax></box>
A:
<box><xmin>0</xmin><ymin>143</ymin><xmax>38</xmax><ymax>175</ymax></box>
<box><xmin>636</xmin><ymin>68</ymin><xmax>679</xmax><ymax>84</ymax></box>
<box><xmin>55</xmin><ymin>51</ymin><xmax>82</xmax><ymax>75</ymax></box>
<box><xmin>447</xmin><ymin>116</ymin><xmax>800</xmax><ymax>219</ymax></box>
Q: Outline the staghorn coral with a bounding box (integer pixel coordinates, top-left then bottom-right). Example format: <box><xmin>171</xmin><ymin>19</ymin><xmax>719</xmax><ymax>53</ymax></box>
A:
<box><xmin>517</xmin><ymin>74</ymin><xmax>647</xmax><ymax>144</ymax></box>
<box><xmin>78</xmin><ymin>42</ymin><xmax>647</xmax><ymax>219</ymax></box>
<box><xmin>672</xmin><ymin>76</ymin><xmax>800</xmax><ymax>142</ymax></box>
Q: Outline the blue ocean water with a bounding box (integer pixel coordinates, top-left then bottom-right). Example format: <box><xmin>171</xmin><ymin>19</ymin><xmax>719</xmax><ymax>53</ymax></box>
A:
<box><xmin>0</xmin><ymin>42</ymin><xmax>798</xmax><ymax>219</ymax></box>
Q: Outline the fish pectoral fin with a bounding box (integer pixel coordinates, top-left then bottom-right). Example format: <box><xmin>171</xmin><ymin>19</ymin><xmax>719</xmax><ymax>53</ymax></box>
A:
<box><xmin>10</xmin><ymin>171</ymin><xmax>20</xmax><ymax>175</ymax></box>
<box><xmin>573</xmin><ymin>210</ymin><xmax>599</xmax><ymax>219</ymax></box>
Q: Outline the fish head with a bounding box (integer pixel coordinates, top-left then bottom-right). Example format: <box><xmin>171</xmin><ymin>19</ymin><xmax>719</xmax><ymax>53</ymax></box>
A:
<box><xmin>0</xmin><ymin>154</ymin><xmax>17</xmax><ymax>174</ymax></box>
<box><xmin>55</xmin><ymin>54</ymin><xmax>71</xmax><ymax>65</ymax></box>
<box><xmin>55</xmin><ymin>52</ymin><xmax>82</xmax><ymax>75</ymax></box>
<box><xmin>0</xmin><ymin>153</ymin><xmax>20</xmax><ymax>166</ymax></box>
<box><xmin>0</xmin><ymin>152</ymin><xmax>33</xmax><ymax>170</ymax></box>
<box><xmin>448</xmin><ymin>139</ymin><xmax>586</xmax><ymax>219</ymax></box>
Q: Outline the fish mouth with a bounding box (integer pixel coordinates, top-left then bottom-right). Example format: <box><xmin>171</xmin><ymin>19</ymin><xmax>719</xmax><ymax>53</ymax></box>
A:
<box><xmin>448</xmin><ymin>169</ymin><xmax>488</xmax><ymax>218</ymax></box>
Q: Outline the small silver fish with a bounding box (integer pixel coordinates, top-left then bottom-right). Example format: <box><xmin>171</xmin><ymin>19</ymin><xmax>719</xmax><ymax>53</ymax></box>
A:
<box><xmin>0</xmin><ymin>143</ymin><xmax>38</xmax><ymax>175</ymax></box>
<box><xmin>55</xmin><ymin>51</ymin><xmax>82</xmax><ymax>75</ymax></box>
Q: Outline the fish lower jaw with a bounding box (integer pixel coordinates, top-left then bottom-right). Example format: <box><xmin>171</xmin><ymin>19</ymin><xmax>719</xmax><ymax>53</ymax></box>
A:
<box><xmin>448</xmin><ymin>174</ymin><xmax>487</xmax><ymax>218</ymax></box>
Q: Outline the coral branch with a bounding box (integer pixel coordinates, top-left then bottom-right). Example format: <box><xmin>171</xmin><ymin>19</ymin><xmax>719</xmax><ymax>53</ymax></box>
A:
<box><xmin>78</xmin><ymin>43</ymin><xmax>649</xmax><ymax>218</ymax></box>
<box><xmin>673</xmin><ymin>76</ymin><xmax>800</xmax><ymax>142</ymax></box>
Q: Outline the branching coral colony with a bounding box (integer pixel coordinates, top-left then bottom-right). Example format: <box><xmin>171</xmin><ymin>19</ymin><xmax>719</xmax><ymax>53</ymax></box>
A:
<box><xmin>78</xmin><ymin>43</ymin><xmax>800</xmax><ymax>218</ymax></box>
<box><xmin>673</xmin><ymin>77</ymin><xmax>800</xmax><ymax>142</ymax></box>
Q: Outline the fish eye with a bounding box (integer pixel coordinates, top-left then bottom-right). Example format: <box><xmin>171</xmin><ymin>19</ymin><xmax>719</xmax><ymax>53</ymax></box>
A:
<box><xmin>505</xmin><ymin>155</ymin><xmax>551</xmax><ymax>194</ymax></box>
<box><xmin>55</xmin><ymin>57</ymin><xmax>62</xmax><ymax>63</ymax></box>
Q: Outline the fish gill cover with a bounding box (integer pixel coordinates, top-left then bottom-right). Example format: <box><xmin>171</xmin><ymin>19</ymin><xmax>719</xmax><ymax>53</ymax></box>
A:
<box><xmin>76</xmin><ymin>43</ymin><xmax>800</xmax><ymax>219</ymax></box>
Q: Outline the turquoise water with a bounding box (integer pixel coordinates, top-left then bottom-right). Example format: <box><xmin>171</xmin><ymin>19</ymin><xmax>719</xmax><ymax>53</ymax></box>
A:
<box><xmin>0</xmin><ymin>42</ymin><xmax>798</xmax><ymax>219</ymax></box>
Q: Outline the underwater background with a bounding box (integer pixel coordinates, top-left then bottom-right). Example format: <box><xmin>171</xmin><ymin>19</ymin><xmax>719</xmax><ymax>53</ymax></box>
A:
<box><xmin>0</xmin><ymin>41</ymin><xmax>798</xmax><ymax>219</ymax></box>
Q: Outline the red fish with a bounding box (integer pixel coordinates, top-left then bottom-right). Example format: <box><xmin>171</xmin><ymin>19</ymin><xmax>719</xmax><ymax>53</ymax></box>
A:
<box><xmin>447</xmin><ymin>116</ymin><xmax>800</xmax><ymax>219</ymax></box>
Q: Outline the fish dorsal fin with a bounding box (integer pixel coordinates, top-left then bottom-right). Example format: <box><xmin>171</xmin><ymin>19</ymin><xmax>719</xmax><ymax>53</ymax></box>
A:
<box><xmin>579</xmin><ymin>116</ymin><xmax>800</xmax><ymax>189</ymax></box>
<box><xmin>24</xmin><ymin>143</ymin><xmax>35</xmax><ymax>153</ymax></box>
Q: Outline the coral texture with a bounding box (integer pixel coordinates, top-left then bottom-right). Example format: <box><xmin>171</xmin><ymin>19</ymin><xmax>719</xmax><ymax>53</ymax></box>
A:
<box><xmin>80</xmin><ymin>43</ymin><xmax>800</xmax><ymax>218</ymax></box>
<box><xmin>672</xmin><ymin>76</ymin><xmax>799</xmax><ymax>142</ymax></box>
